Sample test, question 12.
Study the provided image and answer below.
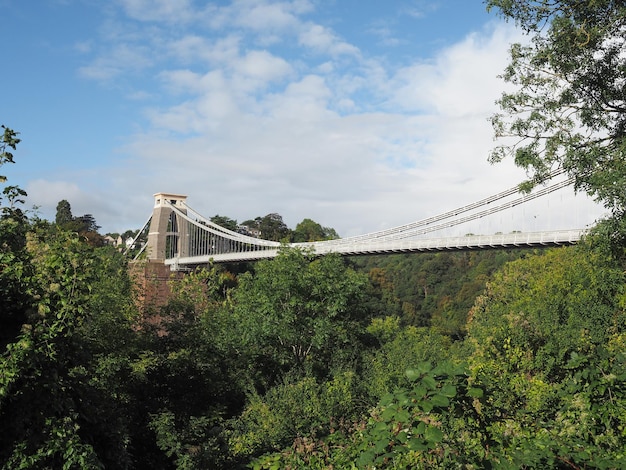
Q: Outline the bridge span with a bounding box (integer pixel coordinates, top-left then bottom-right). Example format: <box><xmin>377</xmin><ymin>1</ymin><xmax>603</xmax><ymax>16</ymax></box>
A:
<box><xmin>132</xmin><ymin>181</ymin><xmax>587</xmax><ymax>268</ymax></box>
<box><xmin>169</xmin><ymin>230</ymin><xmax>584</xmax><ymax>267</ymax></box>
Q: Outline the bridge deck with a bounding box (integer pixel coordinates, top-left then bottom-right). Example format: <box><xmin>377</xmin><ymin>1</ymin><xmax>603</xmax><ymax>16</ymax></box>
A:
<box><xmin>165</xmin><ymin>229</ymin><xmax>585</xmax><ymax>266</ymax></box>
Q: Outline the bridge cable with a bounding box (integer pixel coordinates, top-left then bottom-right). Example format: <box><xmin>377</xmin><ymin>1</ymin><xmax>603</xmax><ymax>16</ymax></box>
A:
<box><xmin>323</xmin><ymin>168</ymin><xmax>569</xmax><ymax>244</ymax></box>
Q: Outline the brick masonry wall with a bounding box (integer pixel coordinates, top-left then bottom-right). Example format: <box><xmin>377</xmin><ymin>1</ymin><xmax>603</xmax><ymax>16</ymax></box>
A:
<box><xmin>129</xmin><ymin>259</ymin><xmax>185</xmax><ymax>313</ymax></box>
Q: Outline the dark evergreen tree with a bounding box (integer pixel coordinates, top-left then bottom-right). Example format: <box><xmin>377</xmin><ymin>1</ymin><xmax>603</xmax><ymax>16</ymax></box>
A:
<box><xmin>55</xmin><ymin>199</ymin><xmax>73</xmax><ymax>227</ymax></box>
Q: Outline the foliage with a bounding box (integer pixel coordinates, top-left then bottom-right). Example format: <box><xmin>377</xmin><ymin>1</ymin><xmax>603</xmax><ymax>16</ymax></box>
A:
<box><xmin>253</xmin><ymin>347</ymin><xmax>626</xmax><ymax>469</ymax></box>
<box><xmin>293</xmin><ymin>218</ymin><xmax>339</xmax><ymax>242</ymax></box>
<box><xmin>466</xmin><ymin>241</ymin><xmax>626</xmax><ymax>468</ymax></box>
<box><xmin>0</xmin><ymin>125</ymin><xmax>20</xmax><ymax>184</ymax></box>
<box><xmin>0</xmin><ymin>210</ymin><xmax>32</xmax><ymax>347</ymax></box>
<box><xmin>487</xmin><ymin>0</ymin><xmax>626</xmax><ymax>215</ymax></box>
<box><xmin>362</xmin><ymin>319</ymin><xmax>454</xmax><ymax>401</ymax></box>
<box><xmin>468</xmin><ymin>245</ymin><xmax>625</xmax><ymax>379</ymax></box>
<box><xmin>0</xmin><ymin>228</ymin><xmax>136</xmax><ymax>469</ymax></box>
<box><xmin>241</xmin><ymin>213</ymin><xmax>291</xmax><ymax>241</ymax></box>
<box><xmin>127</xmin><ymin>267</ymin><xmax>244</xmax><ymax>469</ymax></box>
<box><xmin>353</xmin><ymin>250</ymin><xmax>528</xmax><ymax>336</ymax></box>
<box><xmin>55</xmin><ymin>199</ymin><xmax>73</xmax><ymax>226</ymax></box>
<box><xmin>210</xmin><ymin>214</ymin><xmax>239</xmax><ymax>232</ymax></box>
<box><xmin>229</xmin><ymin>372</ymin><xmax>360</xmax><ymax>461</ymax></box>
<box><xmin>54</xmin><ymin>199</ymin><xmax>104</xmax><ymax>246</ymax></box>
<box><xmin>232</xmin><ymin>247</ymin><xmax>369</xmax><ymax>386</ymax></box>
<box><xmin>251</xmin><ymin>362</ymin><xmax>489</xmax><ymax>469</ymax></box>
<box><xmin>493</xmin><ymin>345</ymin><xmax>626</xmax><ymax>469</ymax></box>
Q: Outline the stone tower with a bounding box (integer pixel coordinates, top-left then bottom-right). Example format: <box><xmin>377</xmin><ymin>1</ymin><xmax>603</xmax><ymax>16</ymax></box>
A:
<box><xmin>145</xmin><ymin>192</ymin><xmax>188</xmax><ymax>261</ymax></box>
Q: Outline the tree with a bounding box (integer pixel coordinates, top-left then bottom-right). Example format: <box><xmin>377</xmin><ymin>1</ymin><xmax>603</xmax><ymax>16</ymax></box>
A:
<box><xmin>0</xmin><ymin>127</ymin><xmax>30</xmax><ymax>348</ymax></box>
<box><xmin>0</xmin><ymin>228</ymin><xmax>136</xmax><ymax>469</ymax></box>
<box><xmin>55</xmin><ymin>200</ymin><xmax>104</xmax><ymax>247</ymax></box>
<box><xmin>487</xmin><ymin>1</ymin><xmax>626</xmax><ymax>215</ymax></box>
<box><xmin>55</xmin><ymin>199</ymin><xmax>73</xmax><ymax>227</ymax></box>
<box><xmin>0</xmin><ymin>129</ymin><xmax>135</xmax><ymax>468</ymax></box>
<box><xmin>210</xmin><ymin>214</ymin><xmax>238</xmax><ymax>232</ymax></box>
<box><xmin>293</xmin><ymin>218</ymin><xmax>339</xmax><ymax>242</ymax></box>
<box><xmin>126</xmin><ymin>267</ymin><xmax>243</xmax><ymax>469</ymax></box>
<box><xmin>465</xmin><ymin>241</ymin><xmax>626</xmax><ymax>467</ymax></box>
<box><xmin>258</xmin><ymin>213</ymin><xmax>291</xmax><ymax>241</ymax></box>
<box><xmin>232</xmin><ymin>248</ymin><xmax>369</xmax><ymax>385</ymax></box>
<box><xmin>74</xmin><ymin>213</ymin><xmax>100</xmax><ymax>233</ymax></box>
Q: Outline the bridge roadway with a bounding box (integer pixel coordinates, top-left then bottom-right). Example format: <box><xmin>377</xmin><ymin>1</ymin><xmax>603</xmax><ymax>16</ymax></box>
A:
<box><xmin>165</xmin><ymin>229</ymin><xmax>586</xmax><ymax>267</ymax></box>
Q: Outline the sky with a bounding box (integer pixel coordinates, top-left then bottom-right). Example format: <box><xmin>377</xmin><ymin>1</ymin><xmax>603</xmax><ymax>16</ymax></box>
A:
<box><xmin>2</xmin><ymin>0</ymin><xmax>605</xmax><ymax>237</ymax></box>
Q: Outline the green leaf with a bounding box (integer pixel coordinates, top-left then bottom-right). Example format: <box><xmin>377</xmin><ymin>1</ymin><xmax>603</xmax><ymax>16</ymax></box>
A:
<box><xmin>357</xmin><ymin>450</ymin><xmax>376</xmax><ymax>467</ymax></box>
<box><xmin>424</xmin><ymin>425</ymin><xmax>443</xmax><ymax>443</ymax></box>
<box><xmin>374</xmin><ymin>439</ymin><xmax>388</xmax><ymax>453</ymax></box>
<box><xmin>380</xmin><ymin>392</ymin><xmax>395</xmax><ymax>406</ymax></box>
<box><xmin>381</xmin><ymin>406</ymin><xmax>397</xmax><ymax>421</ymax></box>
<box><xmin>421</xmin><ymin>401</ymin><xmax>433</xmax><ymax>413</ymax></box>
<box><xmin>430</xmin><ymin>394</ymin><xmax>450</xmax><ymax>407</ymax></box>
<box><xmin>407</xmin><ymin>437</ymin><xmax>427</xmax><ymax>452</ymax></box>
<box><xmin>405</xmin><ymin>368</ymin><xmax>421</xmax><ymax>382</ymax></box>
<box><xmin>440</xmin><ymin>384</ymin><xmax>457</xmax><ymax>397</ymax></box>
<box><xmin>422</xmin><ymin>375</ymin><xmax>436</xmax><ymax>390</ymax></box>
<box><xmin>395</xmin><ymin>409</ymin><xmax>410</xmax><ymax>423</ymax></box>
<box><xmin>412</xmin><ymin>385</ymin><xmax>427</xmax><ymax>399</ymax></box>
<box><xmin>415</xmin><ymin>421</ymin><xmax>426</xmax><ymax>435</ymax></box>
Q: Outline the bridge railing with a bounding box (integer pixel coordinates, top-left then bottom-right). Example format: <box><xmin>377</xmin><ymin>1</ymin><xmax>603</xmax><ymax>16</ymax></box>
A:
<box><xmin>164</xmin><ymin>229</ymin><xmax>586</xmax><ymax>266</ymax></box>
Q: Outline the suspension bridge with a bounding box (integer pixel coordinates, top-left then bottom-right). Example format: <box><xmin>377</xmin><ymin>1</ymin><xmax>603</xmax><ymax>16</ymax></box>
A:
<box><xmin>130</xmin><ymin>169</ymin><xmax>592</xmax><ymax>269</ymax></box>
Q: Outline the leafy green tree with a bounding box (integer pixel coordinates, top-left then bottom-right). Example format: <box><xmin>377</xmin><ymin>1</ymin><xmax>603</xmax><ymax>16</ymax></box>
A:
<box><xmin>0</xmin><ymin>129</ymin><xmax>136</xmax><ymax>468</ymax></box>
<box><xmin>228</xmin><ymin>371</ymin><xmax>360</xmax><ymax>462</ymax></box>
<box><xmin>487</xmin><ymin>0</ymin><xmax>626</xmax><ymax>215</ymax></box>
<box><xmin>74</xmin><ymin>214</ymin><xmax>104</xmax><ymax>247</ymax></box>
<box><xmin>127</xmin><ymin>267</ymin><xmax>245</xmax><ymax>469</ymax></box>
<box><xmin>55</xmin><ymin>200</ymin><xmax>104</xmax><ymax>247</ymax></box>
<box><xmin>55</xmin><ymin>199</ymin><xmax>73</xmax><ymax>227</ymax></box>
<box><xmin>232</xmin><ymin>248</ymin><xmax>369</xmax><ymax>386</ymax></box>
<box><xmin>251</xmin><ymin>363</ymin><xmax>489</xmax><ymax>470</ymax></box>
<box><xmin>468</xmin><ymin>245</ymin><xmax>624</xmax><ymax>378</ymax></box>
<box><xmin>74</xmin><ymin>213</ymin><xmax>100</xmax><ymax>233</ymax></box>
<box><xmin>363</xmin><ymin>318</ymin><xmax>453</xmax><ymax>400</ymax></box>
<box><xmin>352</xmin><ymin>250</ymin><xmax>527</xmax><ymax>332</ymax></box>
<box><xmin>258</xmin><ymin>213</ymin><xmax>291</xmax><ymax>241</ymax></box>
<box><xmin>0</xmin><ymin>228</ymin><xmax>135</xmax><ymax>469</ymax></box>
<box><xmin>466</xmin><ymin>239</ymin><xmax>626</xmax><ymax>467</ymax></box>
<box><xmin>293</xmin><ymin>218</ymin><xmax>338</xmax><ymax>242</ymax></box>
<box><xmin>0</xmin><ymin>125</ymin><xmax>31</xmax><ymax>348</ymax></box>
<box><xmin>210</xmin><ymin>214</ymin><xmax>238</xmax><ymax>232</ymax></box>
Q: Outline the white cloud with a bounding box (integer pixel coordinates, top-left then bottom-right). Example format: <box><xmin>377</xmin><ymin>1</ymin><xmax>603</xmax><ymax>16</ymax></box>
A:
<box><xmin>167</xmin><ymin>35</ymin><xmax>241</xmax><ymax>65</ymax></box>
<box><xmin>78</xmin><ymin>43</ymin><xmax>153</xmax><ymax>80</ymax></box>
<box><xmin>298</xmin><ymin>23</ymin><xmax>360</xmax><ymax>57</ymax></box>
<box><xmin>116</xmin><ymin>0</ymin><xmax>196</xmax><ymax>23</ymax></box>
<box><xmin>388</xmin><ymin>23</ymin><xmax>522</xmax><ymax>116</ymax></box>
<box><xmin>234</xmin><ymin>0</ymin><xmax>309</xmax><ymax>32</ymax></box>
<box><xmin>234</xmin><ymin>50</ymin><xmax>293</xmax><ymax>83</ymax></box>
<box><xmin>25</xmin><ymin>180</ymin><xmax>97</xmax><ymax>224</ymax></box>
<box><xmin>38</xmin><ymin>2</ymin><xmax>606</xmax><ymax>236</ymax></box>
<box><xmin>108</xmin><ymin>20</ymin><xmax>601</xmax><ymax>237</ymax></box>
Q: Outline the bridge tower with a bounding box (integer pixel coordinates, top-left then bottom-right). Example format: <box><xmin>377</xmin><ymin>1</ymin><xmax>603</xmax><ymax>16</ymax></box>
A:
<box><xmin>146</xmin><ymin>192</ymin><xmax>189</xmax><ymax>261</ymax></box>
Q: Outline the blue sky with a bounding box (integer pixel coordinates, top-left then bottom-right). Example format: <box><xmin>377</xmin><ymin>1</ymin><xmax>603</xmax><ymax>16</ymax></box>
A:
<box><xmin>2</xmin><ymin>0</ymin><xmax>603</xmax><ymax>236</ymax></box>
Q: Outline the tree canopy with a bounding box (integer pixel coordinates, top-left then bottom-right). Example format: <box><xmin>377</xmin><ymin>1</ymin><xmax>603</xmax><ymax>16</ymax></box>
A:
<box><xmin>293</xmin><ymin>218</ymin><xmax>339</xmax><ymax>242</ymax></box>
<box><xmin>487</xmin><ymin>0</ymin><xmax>626</xmax><ymax>215</ymax></box>
<box><xmin>55</xmin><ymin>199</ymin><xmax>73</xmax><ymax>226</ymax></box>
